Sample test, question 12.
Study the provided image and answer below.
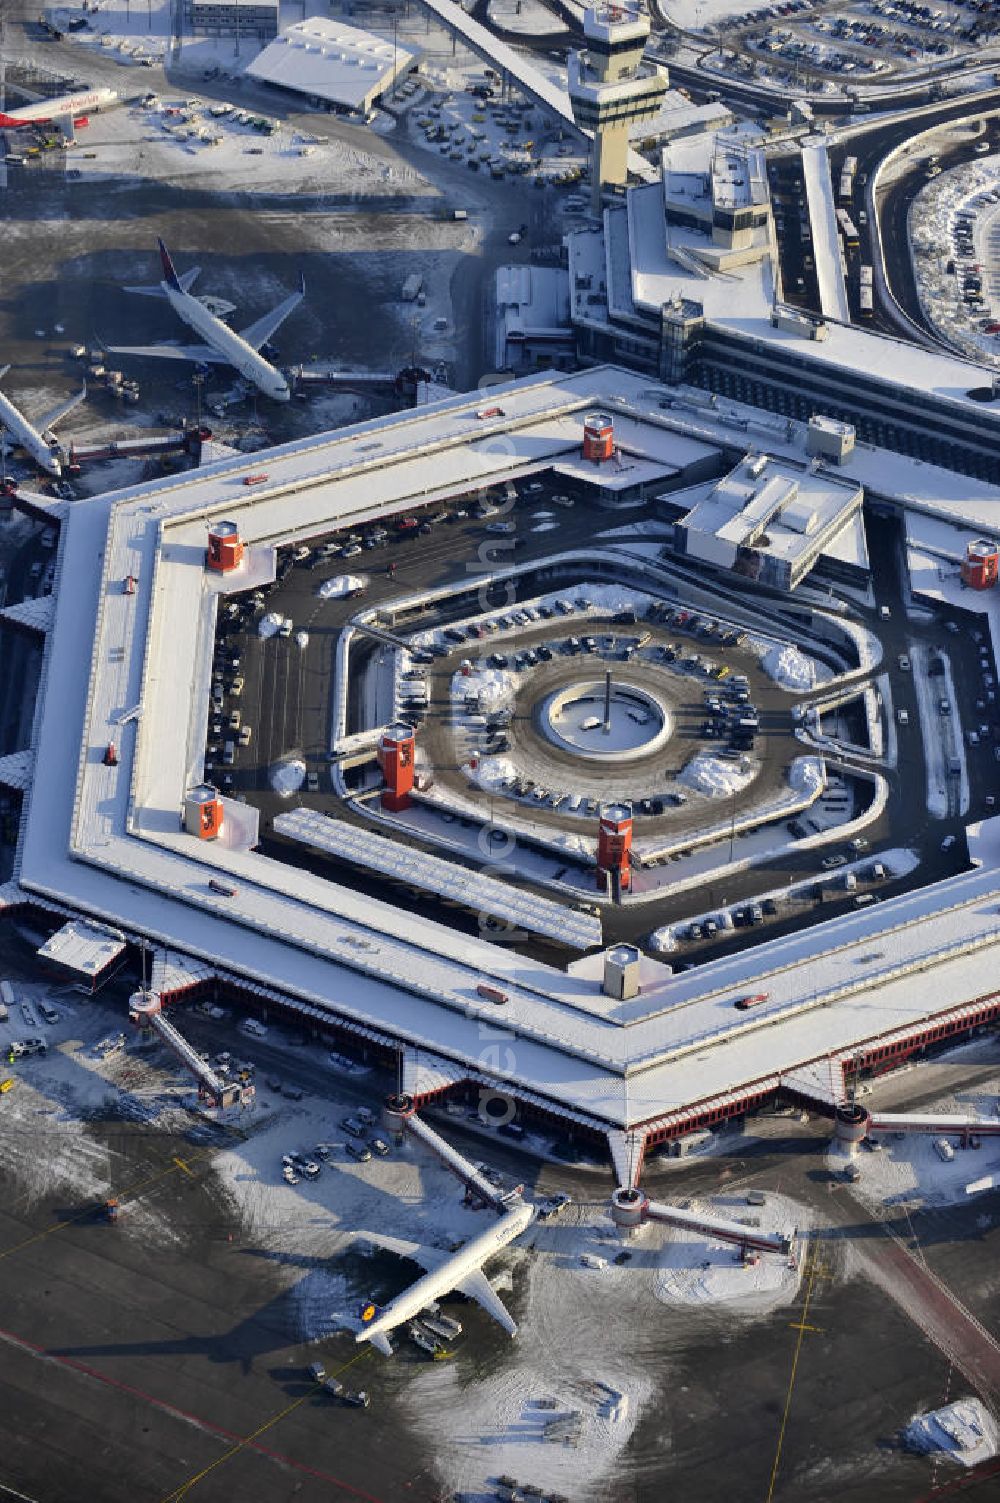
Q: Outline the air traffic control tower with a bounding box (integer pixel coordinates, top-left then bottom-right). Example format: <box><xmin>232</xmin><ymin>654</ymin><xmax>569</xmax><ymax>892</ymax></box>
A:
<box><xmin>568</xmin><ymin>3</ymin><xmax>668</xmax><ymax>216</ymax></box>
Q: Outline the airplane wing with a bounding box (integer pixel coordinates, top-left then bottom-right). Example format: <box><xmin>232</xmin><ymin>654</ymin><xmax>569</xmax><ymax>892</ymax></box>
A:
<box><xmin>123</xmin><ymin>267</ymin><xmax>201</xmax><ymax>298</ymax></box>
<box><xmin>238</xmin><ymin>275</ymin><xmax>305</xmax><ymax>350</ymax></box>
<box><xmin>454</xmin><ymin>1269</ymin><xmax>518</xmax><ymax>1338</ymax></box>
<box><xmin>38</xmin><ymin>384</ymin><xmax>87</xmax><ymax>433</ymax></box>
<box><xmin>105</xmin><ymin>341</ymin><xmax>230</xmax><ymax>365</ymax></box>
<box><xmin>357</xmin><ymin>1231</ymin><xmax>447</xmax><ymax>1275</ymax></box>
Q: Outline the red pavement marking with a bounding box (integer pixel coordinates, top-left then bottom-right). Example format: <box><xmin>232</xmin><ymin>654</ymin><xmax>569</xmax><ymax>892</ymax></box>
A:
<box><xmin>0</xmin><ymin>1323</ymin><xmax>386</xmax><ymax>1502</ymax></box>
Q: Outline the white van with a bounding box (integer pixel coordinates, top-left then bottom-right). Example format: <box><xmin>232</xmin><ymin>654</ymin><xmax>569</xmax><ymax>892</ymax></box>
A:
<box><xmin>240</xmin><ymin>1018</ymin><xmax>267</xmax><ymax>1038</ymax></box>
<box><xmin>933</xmin><ymin>1137</ymin><xmax>955</xmax><ymax>1163</ymax></box>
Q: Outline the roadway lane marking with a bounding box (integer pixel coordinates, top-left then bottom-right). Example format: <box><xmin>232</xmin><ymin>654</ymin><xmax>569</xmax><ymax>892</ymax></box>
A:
<box><xmin>0</xmin><ymin>1136</ymin><xmax>235</xmax><ymax>1262</ymax></box>
<box><xmin>158</xmin><ymin>1349</ymin><xmax>376</xmax><ymax>1503</ymax></box>
<box><xmin>0</xmin><ymin>1323</ymin><xmax>382</xmax><ymax>1502</ymax></box>
<box><xmin>765</xmin><ymin>1238</ymin><xmax>823</xmax><ymax>1503</ymax></box>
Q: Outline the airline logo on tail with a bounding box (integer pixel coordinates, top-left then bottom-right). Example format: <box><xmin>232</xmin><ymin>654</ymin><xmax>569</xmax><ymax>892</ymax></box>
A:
<box><xmin>157</xmin><ymin>238</ymin><xmax>182</xmax><ymax>292</ymax></box>
<box><xmin>360</xmin><ymin>1302</ymin><xmax>382</xmax><ymax>1325</ymax></box>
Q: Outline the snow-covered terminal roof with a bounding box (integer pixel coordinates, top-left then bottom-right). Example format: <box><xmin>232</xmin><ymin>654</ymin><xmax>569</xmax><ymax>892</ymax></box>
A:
<box><xmin>13</xmin><ymin>367</ymin><xmax>1000</xmax><ymax>1135</ymax></box>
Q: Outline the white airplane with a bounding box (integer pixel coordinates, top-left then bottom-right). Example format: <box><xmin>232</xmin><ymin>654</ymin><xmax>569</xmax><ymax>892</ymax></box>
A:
<box><xmin>0</xmin><ymin>87</ymin><xmax>118</xmax><ymax>132</ymax></box>
<box><xmin>107</xmin><ymin>240</ymin><xmax>303</xmax><ymax>402</ymax></box>
<box><xmin>0</xmin><ymin>368</ymin><xmax>86</xmax><ymax>477</ymax></box>
<box><xmin>356</xmin><ymin>1199</ymin><xmax>534</xmax><ymax>1356</ymax></box>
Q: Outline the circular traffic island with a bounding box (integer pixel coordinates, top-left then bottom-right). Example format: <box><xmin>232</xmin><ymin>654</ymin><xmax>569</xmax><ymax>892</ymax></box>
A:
<box><xmin>539</xmin><ymin>678</ymin><xmax>672</xmax><ymax>763</ymax></box>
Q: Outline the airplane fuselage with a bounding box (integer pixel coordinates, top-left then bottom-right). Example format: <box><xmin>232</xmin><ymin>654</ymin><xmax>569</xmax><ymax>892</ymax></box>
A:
<box><xmin>0</xmin><ymin>389</ymin><xmax>62</xmax><ymax>476</ymax></box>
<box><xmin>163</xmin><ymin>281</ymin><xmax>291</xmax><ymax>401</ymax></box>
<box><xmin>0</xmin><ymin>88</ymin><xmax>118</xmax><ymax>128</ymax></box>
<box><xmin>357</xmin><ymin>1201</ymin><xmax>533</xmax><ymax>1349</ymax></box>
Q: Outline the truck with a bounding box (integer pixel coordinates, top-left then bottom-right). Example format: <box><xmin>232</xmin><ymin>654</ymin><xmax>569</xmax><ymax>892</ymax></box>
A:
<box><xmin>401</xmin><ymin>273</ymin><xmax>423</xmax><ymax>302</ymax></box>
<box><xmin>476</xmin><ymin>982</ymin><xmax>508</xmax><ymax>1006</ymax></box>
<box><xmin>0</xmin><ymin>979</ymin><xmax>12</xmax><ymax>1022</ymax></box>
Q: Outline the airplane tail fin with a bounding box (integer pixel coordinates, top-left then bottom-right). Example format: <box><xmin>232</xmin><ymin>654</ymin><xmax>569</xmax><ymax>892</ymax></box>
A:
<box><xmin>356</xmin><ymin>1302</ymin><xmax>393</xmax><ymax>1355</ymax></box>
<box><xmin>157</xmin><ymin>238</ymin><xmax>181</xmax><ymax>292</ymax></box>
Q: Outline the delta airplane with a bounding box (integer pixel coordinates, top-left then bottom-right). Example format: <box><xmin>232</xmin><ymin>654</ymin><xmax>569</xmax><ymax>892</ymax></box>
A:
<box><xmin>356</xmin><ymin>1198</ymin><xmax>534</xmax><ymax>1356</ymax></box>
<box><xmin>0</xmin><ymin>87</ymin><xmax>118</xmax><ymax>131</ymax></box>
<box><xmin>107</xmin><ymin>241</ymin><xmax>303</xmax><ymax>401</ymax></box>
<box><xmin>0</xmin><ymin>368</ymin><xmax>86</xmax><ymax>477</ymax></box>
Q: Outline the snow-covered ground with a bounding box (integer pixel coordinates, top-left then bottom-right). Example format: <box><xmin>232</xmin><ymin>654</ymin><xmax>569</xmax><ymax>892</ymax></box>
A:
<box><xmin>0</xmin><ymin>980</ymin><xmax>213</xmax><ymax>1242</ymax></box>
<box><xmin>654</xmin><ymin>1192</ymin><xmax>804</xmax><ymax>1311</ymax></box>
<box><xmin>661</xmin><ymin>0</ymin><xmax>775</xmax><ymax>29</ymax></box>
<box><xmin>451</xmin><ymin>664</ymin><xmax>517</xmax><ymax>713</ymax></box>
<box><xmin>487</xmin><ymin>0</ymin><xmax>565</xmax><ymax>36</ymax></box>
<box><xmin>909</xmin><ymin>641</ymin><xmax>964</xmax><ymax>821</ymax></box>
<box><xmin>835</xmin><ymin>1077</ymin><xmax>1000</xmax><ymax>1212</ymax></box>
<box><xmin>259</xmin><ymin>611</ymin><xmax>286</xmax><ymax>639</ymax></box>
<box><xmin>399</xmin><ymin>1194</ymin><xmax>806</xmax><ymax>1500</ymax></box>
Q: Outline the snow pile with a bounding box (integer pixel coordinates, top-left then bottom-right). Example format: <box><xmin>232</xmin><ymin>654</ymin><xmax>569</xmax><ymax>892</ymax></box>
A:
<box><xmin>466</xmin><ymin>754</ymin><xmax>517</xmax><ymax>789</ymax></box>
<box><xmin>903</xmin><ymin>1399</ymin><xmax>998</xmax><ymax>1468</ymax></box>
<box><xmin>317</xmin><ymin>575</ymin><xmax>366</xmax><ymax>600</ymax></box>
<box><xmin>270</xmin><ymin>757</ymin><xmax>306</xmax><ymax>796</ymax></box>
<box><xmin>788</xmin><ymin>756</ymin><xmax>826</xmax><ymax>797</ymax></box>
<box><xmin>451</xmin><ymin>666</ymin><xmax>516</xmax><ymax>713</ymax></box>
<box><xmin>678</xmin><ymin>751</ymin><xmax>757</xmax><ymax>799</ymax></box>
<box><xmin>762</xmin><ymin>643</ymin><xmax>816</xmax><ymax>692</ymax></box>
<box><xmin>258</xmin><ymin>611</ymin><xmax>284</xmax><ymax>639</ymax></box>
<box><xmin>648</xmin><ymin>927</ymin><xmax>676</xmax><ymax>955</ymax></box>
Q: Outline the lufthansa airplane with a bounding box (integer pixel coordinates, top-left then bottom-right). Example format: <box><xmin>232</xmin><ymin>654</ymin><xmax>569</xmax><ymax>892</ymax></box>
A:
<box><xmin>356</xmin><ymin>1198</ymin><xmax>534</xmax><ymax>1356</ymax></box>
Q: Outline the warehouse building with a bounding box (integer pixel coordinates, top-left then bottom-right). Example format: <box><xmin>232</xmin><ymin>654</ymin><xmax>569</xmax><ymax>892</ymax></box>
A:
<box><xmin>246</xmin><ymin>17</ymin><xmax>417</xmax><ymax>116</ymax></box>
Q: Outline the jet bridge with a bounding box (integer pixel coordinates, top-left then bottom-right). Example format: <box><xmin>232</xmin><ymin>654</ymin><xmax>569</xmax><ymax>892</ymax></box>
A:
<box><xmin>128</xmin><ymin>989</ymin><xmax>249</xmax><ymax>1108</ymax></box>
<box><xmin>610</xmin><ymin>1187</ymin><xmax>795</xmax><ymax>1257</ymax></box>
<box><xmin>383</xmin><ymin>1094</ymin><xmax>517</xmax><ymax>1212</ymax></box>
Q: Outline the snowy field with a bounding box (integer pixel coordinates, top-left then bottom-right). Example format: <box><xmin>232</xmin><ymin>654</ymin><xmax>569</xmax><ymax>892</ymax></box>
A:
<box><xmin>486</xmin><ymin>0</ymin><xmax>565</xmax><ymax>36</ymax></box>
<box><xmin>660</xmin><ymin>0</ymin><xmax>770</xmax><ymax>29</ymax></box>
<box><xmin>399</xmin><ymin>1196</ymin><xmax>804</xmax><ymax>1500</ymax></box>
<box><xmin>47</xmin><ymin>95</ymin><xmax>432</xmax><ymax>198</ymax></box>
